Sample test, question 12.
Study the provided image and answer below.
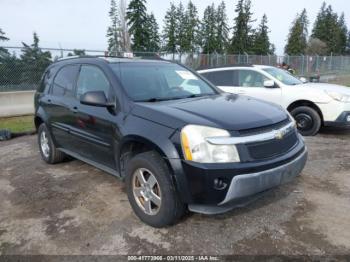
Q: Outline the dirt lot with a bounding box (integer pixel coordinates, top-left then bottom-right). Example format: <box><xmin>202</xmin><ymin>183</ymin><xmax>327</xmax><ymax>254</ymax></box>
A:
<box><xmin>0</xmin><ymin>129</ymin><xmax>350</xmax><ymax>256</ymax></box>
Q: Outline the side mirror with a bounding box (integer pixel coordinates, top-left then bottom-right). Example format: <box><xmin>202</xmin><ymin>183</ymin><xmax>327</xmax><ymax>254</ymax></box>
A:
<box><xmin>300</xmin><ymin>77</ymin><xmax>308</xmax><ymax>83</ymax></box>
<box><xmin>80</xmin><ymin>91</ymin><xmax>114</xmax><ymax>108</ymax></box>
<box><xmin>264</xmin><ymin>80</ymin><xmax>275</xmax><ymax>88</ymax></box>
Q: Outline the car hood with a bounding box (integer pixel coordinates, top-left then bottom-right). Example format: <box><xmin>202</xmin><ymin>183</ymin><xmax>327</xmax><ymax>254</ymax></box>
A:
<box><xmin>297</xmin><ymin>83</ymin><xmax>350</xmax><ymax>95</ymax></box>
<box><xmin>132</xmin><ymin>94</ymin><xmax>288</xmax><ymax>131</ymax></box>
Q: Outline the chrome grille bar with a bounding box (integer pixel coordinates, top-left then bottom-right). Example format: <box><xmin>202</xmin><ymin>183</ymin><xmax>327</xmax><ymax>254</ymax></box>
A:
<box><xmin>206</xmin><ymin>122</ymin><xmax>296</xmax><ymax>145</ymax></box>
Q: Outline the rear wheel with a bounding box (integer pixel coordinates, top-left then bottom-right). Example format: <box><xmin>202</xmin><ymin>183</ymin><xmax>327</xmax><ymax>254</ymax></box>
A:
<box><xmin>291</xmin><ymin>106</ymin><xmax>321</xmax><ymax>136</ymax></box>
<box><xmin>38</xmin><ymin>123</ymin><xmax>66</xmax><ymax>164</ymax></box>
<box><xmin>125</xmin><ymin>151</ymin><xmax>185</xmax><ymax>228</ymax></box>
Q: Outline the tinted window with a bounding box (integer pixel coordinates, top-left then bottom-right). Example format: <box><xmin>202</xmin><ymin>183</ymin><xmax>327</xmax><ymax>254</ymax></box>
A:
<box><xmin>110</xmin><ymin>63</ymin><xmax>216</xmax><ymax>102</ymax></box>
<box><xmin>238</xmin><ymin>70</ymin><xmax>268</xmax><ymax>88</ymax></box>
<box><xmin>52</xmin><ymin>65</ymin><xmax>79</xmax><ymax>96</ymax></box>
<box><xmin>76</xmin><ymin>65</ymin><xmax>110</xmax><ymax>99</ymax></box>
<box><xmin>201</xmin><ymin>70</ymin><xmax>235</xmax><ymax>86</ymax></box>
<box><xmin>38</xmin><ymin>69</ymin><xmax>52</xmax><ymax>93</ymax></box>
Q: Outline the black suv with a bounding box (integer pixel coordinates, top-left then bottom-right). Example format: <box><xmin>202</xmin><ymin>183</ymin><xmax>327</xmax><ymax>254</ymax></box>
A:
<box><xmin>35</xmin><ymin>57</ymin><xmax>307</xmax><ymax>227</ymax></box>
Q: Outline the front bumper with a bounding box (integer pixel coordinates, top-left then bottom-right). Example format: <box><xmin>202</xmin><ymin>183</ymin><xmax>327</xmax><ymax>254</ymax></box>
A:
<box><xmin>187</xmin><ymin>146</ymin><xmax>307</xmax><ymax>215</ymax></box>
<box><xmin>324</xmin><ymin>111</ymin><xmax>350</xmax><ymax>127</ymax></box>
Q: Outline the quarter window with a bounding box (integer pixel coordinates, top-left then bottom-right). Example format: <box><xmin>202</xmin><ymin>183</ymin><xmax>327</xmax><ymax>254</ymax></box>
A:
<box><xmin>201</xmin><ymin>70</ymin><xmax>236</xmax><ymax>86</ymax></box>
<box><xmin>76</xmin><ymin>65</ymin><xmax>110</xmax><ymax>99</ymax></box>
<box><xmin>238</xmin><ymin>70</ymin><xmax>269</xmax><ymax>88</ymax></box>
<box><xmin>52</xmin><ymin>65</ymin><xmax>79</xmax><ymax>97</ymax></box>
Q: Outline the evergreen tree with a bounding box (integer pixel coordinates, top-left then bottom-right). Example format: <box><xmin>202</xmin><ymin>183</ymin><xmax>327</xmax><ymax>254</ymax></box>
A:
<box><xmin>0</xmin><ymin>28</ymin><xmax>9</xmax><ymax>56</ymax></box>
<box><xmin>252</xmin><ymin>14</ymin><xmax>273</xmax><ymax>55</ymax></box>
<box><xmin>285</xmin><ymin>9</ymin><xmax>309</xmax><ymax>55</ymax></box>
<box><xmin>107</xmin><ymin>0</ymin><xmax>122</xmax><ymax>55</ymax></box>
<box><xmin>346</xmin><ymin>32</ymin><xmax>350</xmax><ymax>54</ymax></box>
<box><xmin>337</xmin><ymin>13</ymin><xmax>348</xmax><ymax>54</ymax></box>
<box><xmin>20</xmin><ymin>33</ymin><xmax>52</xmax><ymax>85</ymax></box>
<box><xmin>215</xmin><ymin>1</ymin><xmax>229</xmax><ymax>53</ymax></box>
<box><xmin>200</xmin><ymin>4</ymin><xmax>217</xmax><ymax>53</ymax></box>
<box><xmin>126</xmin><ymin>0</ymin><xmax>149</xmax><ymax>51</ymax></box>
<box><xmin>230</xmin><ymin>0</ymin><xmax>255</xmax><ymax>53</ymax></box>
<box><xmin>145</xmin><ymin>13</ymin><xmax>160</xmax><ymax>52</ymax></box>
<box><xmin>162</xmin><ymin>3</ymin><xmax>178</xmax><ymax>54</ymax></box>
<box><xmin>312</xmin><ymin>3</ymin><xmax>347</xmax><ymax>54</ymax></box>
<box><xmin>182</xmin><ymin>1</ymin><xmax>200</xmax><ymax>53</ymax></box>
<box><xmin>176</xmin><ymin>2</ymin><xmax>187</xmax><ymax>54</ymax></box>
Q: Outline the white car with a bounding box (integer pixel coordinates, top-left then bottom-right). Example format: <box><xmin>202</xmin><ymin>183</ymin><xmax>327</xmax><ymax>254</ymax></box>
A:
<box><xmin>198</xmin><ymin>65</ymin><xmax>350</xmax><ymax>136</ymax></box>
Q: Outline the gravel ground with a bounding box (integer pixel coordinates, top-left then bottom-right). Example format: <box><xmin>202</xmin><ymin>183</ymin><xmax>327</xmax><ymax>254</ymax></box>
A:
<box><xmin>0</xmin><ymin>129</ymin><xmax>350</xmax><ymax>256</ymax></box>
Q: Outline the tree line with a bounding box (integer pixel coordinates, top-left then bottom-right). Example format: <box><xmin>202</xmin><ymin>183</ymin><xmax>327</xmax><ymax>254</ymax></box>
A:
<box><xmin>110</xmin><ymin>0</ymin><xmax>275</xmax><ymax>55</ymax></box>
<box><xmin>1</xmin><ymin>0</ymin><xmax>350</xmax><ymax>88</ymax></box>
<box><xmin>285</xmin><ymin>2</ymin><xmax>349</xmax><ymax>55</ymax></box>
<box><xmin>110</xmin><ymin>0</ymin><xmax>349</xmax><ymax>56</ymax></box>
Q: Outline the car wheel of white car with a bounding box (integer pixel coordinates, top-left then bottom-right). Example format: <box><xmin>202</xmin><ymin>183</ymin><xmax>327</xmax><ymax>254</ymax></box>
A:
<box><xmin>291</xmin><ymin>106</ymin><xmax>321</xmax><ymax>136</ymax></box>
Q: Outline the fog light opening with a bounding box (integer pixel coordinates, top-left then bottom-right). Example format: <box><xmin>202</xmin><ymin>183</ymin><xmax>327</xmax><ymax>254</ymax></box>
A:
<box><xmin>213</xmin><ymin>178</ymin><xmax>228</xmax><ymax>190</ymax></box>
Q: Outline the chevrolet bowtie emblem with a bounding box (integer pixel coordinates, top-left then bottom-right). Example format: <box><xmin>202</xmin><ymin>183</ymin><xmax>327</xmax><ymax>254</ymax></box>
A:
<box><xmin>274</xmin><ymin>130</ymin><xmax>284</xmax><ymax>140</ymax></box>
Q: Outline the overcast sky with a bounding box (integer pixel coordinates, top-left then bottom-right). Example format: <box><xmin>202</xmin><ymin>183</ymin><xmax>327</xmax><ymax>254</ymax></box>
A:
<box><xmin>0</xmin><ymin>0</ymin><xmax>349</xmax><ymax>55</ymax></box>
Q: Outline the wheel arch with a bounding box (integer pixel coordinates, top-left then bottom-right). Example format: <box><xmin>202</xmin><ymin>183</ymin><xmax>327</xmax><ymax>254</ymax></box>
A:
<box><xmin>287</xmin><ymin>100</ymin><xmax>324</xmax><ymax>124</ymax></box>
<box><xmin>117</xmin><ymin>135</ymin><xmax>178</xmax><ymax>179</ymax></box>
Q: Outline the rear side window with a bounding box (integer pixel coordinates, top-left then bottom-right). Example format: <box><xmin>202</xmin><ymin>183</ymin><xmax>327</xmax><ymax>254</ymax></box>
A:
<box><xmin>201</xmin><ymin>70</ymin><xmax>236</xmax><ymax>86</ymax></box>
<box><xmin>52</xmin><ymin>65</ymin><xmax>79</xmax><ymax>97</ymax></box>
<box><xmin>38</xmin><ymin>69</ymin><xmax>52</xmax><ymax>93</ymax></box>
<box><xmin>76</xmin><ymin>65</ymin><xmax>111</xmax><ymax>99</ymax></box>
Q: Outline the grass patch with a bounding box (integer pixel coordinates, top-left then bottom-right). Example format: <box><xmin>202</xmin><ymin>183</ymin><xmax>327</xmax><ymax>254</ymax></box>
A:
<box><xmin>0</xmin><ymin>115</ymin><xmax>35</xmax><ymax>133</ymax></box>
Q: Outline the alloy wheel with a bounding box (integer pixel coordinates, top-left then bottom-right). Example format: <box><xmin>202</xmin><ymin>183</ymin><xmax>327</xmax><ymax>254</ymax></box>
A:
<box><xmin>132</xmin><ymin>168</ymin><xmax>162</xmax><ymax>216</ymax></box>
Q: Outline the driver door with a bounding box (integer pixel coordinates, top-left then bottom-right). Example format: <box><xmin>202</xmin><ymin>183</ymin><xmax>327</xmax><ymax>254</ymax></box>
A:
<box><xmin>236</xmin><ymin>69</ymin><xmax>282</xmax><ymax>105</ymax></box>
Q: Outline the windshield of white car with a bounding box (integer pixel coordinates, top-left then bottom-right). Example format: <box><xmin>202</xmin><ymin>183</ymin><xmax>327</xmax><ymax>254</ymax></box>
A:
<box><xmin>110</xmin><ymin>62</ymin><xmax>217</xmax><ymax>102</ymax></box>
<box><xmin>263</xmin><ymin>67</ymin><xmax>303</xmax><ymax>86</ymax></box>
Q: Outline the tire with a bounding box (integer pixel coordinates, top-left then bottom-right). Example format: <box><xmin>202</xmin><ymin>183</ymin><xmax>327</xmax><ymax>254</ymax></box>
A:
<box><xmin>291</xmin><ymin>106</ymin><xmax>321</xmax><ymax>136</ymax></box>
<box><xmin>125</xmin><ymin>151</ymin><xmax>186</xmax><ymax>228</ymax></box>
<box><xmin>38</xmin><ymin>123</ymin><xmax>66</xmax><ymax>164</ymax></box>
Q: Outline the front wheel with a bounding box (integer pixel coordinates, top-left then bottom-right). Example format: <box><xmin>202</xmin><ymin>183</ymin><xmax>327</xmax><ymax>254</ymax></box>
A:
<box><xmin>125</xmin><ymin>151</ymin><xmax>185</xmax><ymax>228</ymax></box>
<box><xmin>291</xmin><ymin>106</ymin><xmax>321</xmax><ymax>136</ymax></box>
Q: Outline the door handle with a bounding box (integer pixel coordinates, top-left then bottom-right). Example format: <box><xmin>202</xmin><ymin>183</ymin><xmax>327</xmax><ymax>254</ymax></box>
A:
<box><xmin>237</xmin><ymin>89</ymin><xmax>246</xmax><ymax>94</ymax></box>
<box><xmin>71</xmin><ymin>106</ymin><xmax>78</xmax><ymax>113</ymax></box>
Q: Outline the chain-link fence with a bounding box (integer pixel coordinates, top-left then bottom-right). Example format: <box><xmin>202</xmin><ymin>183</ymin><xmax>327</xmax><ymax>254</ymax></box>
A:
<box><xmin>1</xmin><ymin>46</ymin><xmax>350</xmax><ymax>92</ymax></box>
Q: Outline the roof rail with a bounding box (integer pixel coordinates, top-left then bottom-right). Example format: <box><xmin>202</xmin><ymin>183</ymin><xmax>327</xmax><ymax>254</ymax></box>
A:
<box><xmin>55</xmin><ymin>54</ymin><xmax>166</xmax><ymax>62</ymax></box>
<box><xmin>196</xmin><ymin>64</ymin><xmax>253</xmax><ymax>70</ymax></box>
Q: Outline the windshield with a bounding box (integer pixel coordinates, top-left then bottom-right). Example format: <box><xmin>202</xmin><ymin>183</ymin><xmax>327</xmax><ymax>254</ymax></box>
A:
<box><xmin>110</xmin><ymin>62</ymin><xmax>217</xmax><ymax>102</ymax></box>
<box><xmin>263</xmin><ymin>67</ymin><xmax>303</xmax><ymax>86</ymax></box>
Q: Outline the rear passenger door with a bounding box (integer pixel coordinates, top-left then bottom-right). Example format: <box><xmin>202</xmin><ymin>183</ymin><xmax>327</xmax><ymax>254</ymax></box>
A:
<box><xmin>47</xmin><ymin>64</ymin><xmax>80</xmax><ymax>151</ymax></box>
<box><xmin>71</xmin><ymin>65</ymin><xmax>116</xmax><ymax>169</ymax></box>
<box><xmin>200</xmin><ymin>70</ymin><xmax>241</xmax><ymax>94</ymax></box>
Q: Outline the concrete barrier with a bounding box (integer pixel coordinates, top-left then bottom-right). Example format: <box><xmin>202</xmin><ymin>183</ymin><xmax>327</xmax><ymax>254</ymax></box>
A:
<box><xmin>0</xmin><ymin>91</ymin><xmax>35</xmax><ymax>117</ymax></box>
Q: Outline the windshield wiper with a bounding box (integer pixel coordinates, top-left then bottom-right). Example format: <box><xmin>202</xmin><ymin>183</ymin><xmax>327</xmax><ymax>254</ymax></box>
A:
<box><xmin>137</xmin><ymin>93</ymin><xmax>214</xmax><ymax>103</ymax></box>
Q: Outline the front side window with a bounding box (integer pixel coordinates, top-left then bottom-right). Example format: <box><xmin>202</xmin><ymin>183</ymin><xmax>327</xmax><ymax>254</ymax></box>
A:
<box><xmin>76</xmin><ymin>65</ymin><xmax>111</xmax><ymax>99</ymax></box>
<box><xmin>201</xmin><ymin>70</ymin><xmax>236</xmax><ymax>86</ymax></box>
<box><xmin>110</xmin><ymin>62</ymin><xmax>217</xmax><ymax>102</ymax></box>
<box><xmin>263</xmin><ymin>67</ymin><xmax>302</xmax><ymax>86</ymax></box>
<box><xmin>52</xmin><ymin>65</ymin><xmax>79</xmax><ymax>97</ymax></box>
<box><xmin>238</xmin><ymin>70</ymin><xmax>269</xmax><ymax>88</ymax></box>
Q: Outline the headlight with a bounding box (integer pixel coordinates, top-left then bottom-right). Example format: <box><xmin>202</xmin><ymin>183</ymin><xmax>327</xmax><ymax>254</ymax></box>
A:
<box><xmin>326</xmin><ymin>91</ymin><xmax>350</xmax><ymax>103</ymax></box>
<box><xmin>180</xmin><ymin>125</ymin><xmax>240</xmax><ymax>163</ymax></box>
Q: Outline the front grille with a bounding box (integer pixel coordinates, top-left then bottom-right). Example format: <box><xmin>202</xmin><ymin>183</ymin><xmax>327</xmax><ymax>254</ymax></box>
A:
<box><xmin>246</xmin><ymin>131</ymin><xmax>298</xmax><ymax>160</ymax></box>
<box><xmin>239</xmin><ymin>118</ymin><xmax>290</xmax><ymax>136</ymax></box>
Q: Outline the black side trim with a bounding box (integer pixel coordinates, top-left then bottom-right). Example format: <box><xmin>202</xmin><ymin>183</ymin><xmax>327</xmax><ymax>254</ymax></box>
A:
<box><xmin>58</xmin><ymin>148</ymin><xmax>120</xmax><ymax>178</ymax></box>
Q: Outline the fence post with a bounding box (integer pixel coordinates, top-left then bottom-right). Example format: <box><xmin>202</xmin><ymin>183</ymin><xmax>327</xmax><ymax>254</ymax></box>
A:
<box><xmin>244</xmin><ymin>52</ymin><xmax>249</xmax><ymax>64</ymax></box>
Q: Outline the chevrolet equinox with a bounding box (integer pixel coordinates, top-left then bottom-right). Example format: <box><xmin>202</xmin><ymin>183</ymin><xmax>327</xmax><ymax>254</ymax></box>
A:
<box><xmin>34</xmin><ymin>57</ymin><xmax>308</xmax><ymax>227</ymax></box>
